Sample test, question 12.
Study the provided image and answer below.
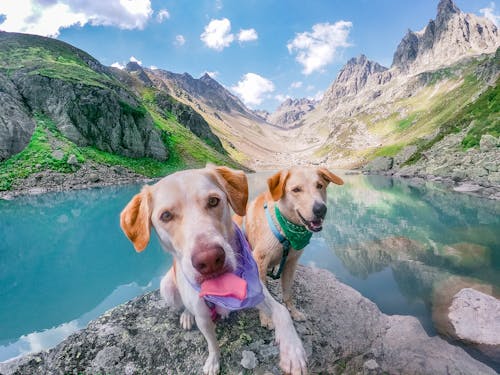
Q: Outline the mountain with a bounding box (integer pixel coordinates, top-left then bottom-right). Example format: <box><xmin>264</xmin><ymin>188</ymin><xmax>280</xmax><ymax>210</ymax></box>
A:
<box><xmin>141</xmin><ymin>68</ymin><xmax>288</xmax><ymax>169</ymax></box>
<box><xmin>392</xmin><ymin>0</ymin><xmax>499</xmax><ymax>74</ymax></box>
<box><xmin>320</xmin><ymin>55</ymin><xmax>391</xmax><ymax>113</ymax></box>
<box><xmin>274</xmin><ymin>0</ymin><xmax>499</xmax><ymax>177</ymax></box>
<box><xmin>267</xmin><ymin>98</ymin><xmax>317</xmax><ymax>128</ymax></box>
<box><xmin>0</xmin><ymin>31</ymin><xmax>241</xmax><ymax>191</ymax></box>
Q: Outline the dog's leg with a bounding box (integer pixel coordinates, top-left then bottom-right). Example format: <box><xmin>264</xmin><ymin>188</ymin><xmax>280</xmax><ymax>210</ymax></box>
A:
<box><xmin>180</xmin><ymin>310</ymin><xmax>195</xmax><ymax>330</ymax></box>
<box><xmin>160</xmin><ymin>267</ymin><xmax>182</xmax><ymax>309</ymax></box>
<box><xmin>281</xmin><ymin>256</ymin><xmax>306</xmax><ymax>321</ymax></box>
<box><xmin>195</xmin><ymin>313</ymin><xmax>220</xmax><ymax>375</ymax></box>
<box><xmin>253</xmin><ymin>247</ymin><xmax>274</xmax><ymax>329</ymax></box>
<box><xmin>257</xmin><ymin>285</ymin><xmax>307</xmax><ymax>375</ymax></box>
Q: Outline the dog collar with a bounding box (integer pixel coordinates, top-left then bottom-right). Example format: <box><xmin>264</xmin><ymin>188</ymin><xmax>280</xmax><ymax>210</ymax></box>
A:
<box><xmin>185</xmin><ymin>223</ymin><xmax>264</xmax><ymax>315</ymax></box>
<box><xmin>274</xmin><ymin>205</ymin><xmax>312</xmax><ymax>251</ymax></box>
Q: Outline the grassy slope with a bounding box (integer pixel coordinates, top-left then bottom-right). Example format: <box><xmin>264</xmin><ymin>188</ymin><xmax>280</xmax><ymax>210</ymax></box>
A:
<box><xmin>347</xmin><ymin>54</ymin><xmax>498</xmax><ymax>161</ymax></box>
<box><xmin>0</xmin><ymin>33</ymin><xmax>243</xmax><ymax>191</ymax></box>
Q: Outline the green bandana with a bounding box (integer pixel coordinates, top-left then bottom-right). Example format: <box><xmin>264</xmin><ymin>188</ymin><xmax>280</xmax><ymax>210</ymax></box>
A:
<box><xmin>274</xmin><ymin>205</ymin><xmax>312</xmax><ymax>250</ymax></box>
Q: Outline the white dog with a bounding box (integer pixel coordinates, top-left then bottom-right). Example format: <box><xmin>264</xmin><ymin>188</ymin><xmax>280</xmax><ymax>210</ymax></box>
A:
<box><xmin>120</xmin><ymin>165</ymin><xmax>307</xmax><ymax>375</ymax></box>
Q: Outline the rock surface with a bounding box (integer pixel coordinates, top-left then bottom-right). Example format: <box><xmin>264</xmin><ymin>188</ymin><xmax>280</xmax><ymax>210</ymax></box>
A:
<box><xmin>448</xmin><ymin>288</ymin><xmax>500</xmax><ymax>360</ymax></box>
<box><xmin>392</xmin><ymin>0</ymin><xmax>499</xmax><ymax>74</ymax></box>
<box><xmin>0</xmin><ymin>266</ymin><xmax>496</xmax><ymax>375</ymax></box>
<box><xmin>268</xmin><ymin>98</ymin><xmax>317</xmax><ymax>129</ymax></box>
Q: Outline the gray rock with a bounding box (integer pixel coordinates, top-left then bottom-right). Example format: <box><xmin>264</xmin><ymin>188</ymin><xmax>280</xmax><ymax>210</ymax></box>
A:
<box><xmin>480</xmin><ymin>134</ymin><xmax>498</xmax><ymax>152</ymax></box>
<box><xmin>0</xmin><ymin>73</ymin><xmax>36</xmax><ymax>161</ymax></box>
<box><xmin>87</xmin><ymin>173</ymin><xmax>100</xmax><ymax>183</ymax></box>
<box><xmin>364</xmin><ymin>156</ymin><xmax>394</xmax><ymax>172</ymax></box>
<box><xmin>449</xmin><ymin>288</ymin><xmax>500</xmax><ymax>347</ymax></box>
<box><xmin>484</xmin><ymin>162</ymin><xmax>498</xmax><ymax>173</ymax></box>
<box><xmin>51</xmin><ymin>150</ymin><xmax>65</xmax><ymax>161</ymax></box>
<box><xmin>394</xmin><ymin>145</ymin><xmax>418</xmax><ymax>166</ymax></box>
<box><xmin>240</xmin><ymin>350</ymin><xmax>258</xmax><ymax>369</ymax></box>
<box><xmin>67</xmin><ymin>154</ymin><xmax>79</xmax><ymax>166</ymax></box>
<box><xmin>0</xmin><ymin>266</ymin><xmax>495</xmax><ymax>375</ymax></box>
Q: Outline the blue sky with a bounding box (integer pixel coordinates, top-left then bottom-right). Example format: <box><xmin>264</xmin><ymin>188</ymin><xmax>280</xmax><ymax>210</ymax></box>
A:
<box><xmin>1</xmin><ymin>0</ymin><xmax>498</xmax><ymax>111</ymax></box>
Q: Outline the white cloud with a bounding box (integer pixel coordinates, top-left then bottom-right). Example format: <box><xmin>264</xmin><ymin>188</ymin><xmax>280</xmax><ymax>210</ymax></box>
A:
<box><xmin>275</xmin><ymin>94</ymin><xmax>291</xmax><ymax>102</ymax></box>
<box><xmin>156</xmin><ymin>8</ymin><xmax>170</xmax><ymax>22</ymax></box>
<box><xmin>231</xmin><ymin>73</ymin><xmax>275</xmax><ymax>107</ymax></box>
<box><xmin>290</xmin><ymin>81</ymin><xmax>303</xmax><ymax>89</ymax></box>
<box><xmin>129</xmin><ymin>56</ymin><xmax>142</xmax><ymax>65</ymax></box>
<box><xmin>215</xmin><ymin>0</ymin><xmax>223</xmax><ymax>11</ymax></box>
<box><xmin>480</xmin><ymin>2</ymin><xmax>500</xmax><ymax>26</ymax></box>
<box><xmin>200</xmin><ymin>18</ymin><xmax>234</xmax><ymax>51</ymax></box>
<box><xmin>175</xmin><ymin>34</ymin><xmax>186</xmax><ymax>46</ymax></box>
<box><xmin>287</xmin><ymin>21</ymin><xmax>352</xmax><ymax>75</ymax></box>
<box><xmin>306</xmin><ymin>85</ymin><xmax>315</xmax><ymax>91</ymax></box>
<box><xmin>111</xmin><ymin>62</ymin><xmax>125</xmax><ymax>69</ymax></box>
<box><xmin>150</xmin><ymin>65</ymin><xmax>158</xmax><ymax>70</ymax></box>
<box><xmin>0</xmin><ymin>0</ymin><xmax>152</xmax><ymax>37</ymax></box>
<box><xmin>237</xmin><ymin>28</ymin><xmax>258</xmax><ymax>42</ymax></box>
<box><xmin>308</xmin><ymin>90</ymin><xmax>324</xmax><ymax>101</ymax></box>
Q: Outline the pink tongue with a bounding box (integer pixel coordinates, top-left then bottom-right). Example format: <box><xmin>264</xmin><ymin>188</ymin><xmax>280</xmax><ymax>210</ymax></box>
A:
<box><xmin>199</xmin><ymin>273</ymin><xmax>247</xmax><ymax>301</ymax></box>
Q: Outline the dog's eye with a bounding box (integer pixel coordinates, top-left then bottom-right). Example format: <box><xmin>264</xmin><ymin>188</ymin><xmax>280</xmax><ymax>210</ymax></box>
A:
<box><xmin>291</xmin><ymin>186</ymin><xmax>302</xmax><ymax>193</ymax></box>
<box><xmin>316</xmin><ymin>183</ymin><xmax>323</xmax><ymax>189</ymax></box>
<box><xmin>208</xmin><ymin>196</ymin><xmax>220</xmax><ymax>207</ymax></box>
<box><xmin>160</xmin><ymin>210</ymin><xmax>173</xmax><ymax>222</ymax></box>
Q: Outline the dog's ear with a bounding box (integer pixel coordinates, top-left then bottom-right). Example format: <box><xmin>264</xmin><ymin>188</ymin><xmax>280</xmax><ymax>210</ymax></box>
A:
<box><xmin>318</xmin><ymin>168</ymin><xmax>344</xmax><ymax>186</ymax></box>
<box><xmin>120</xmin><ymin>186</ymin><xmax>152</xmax><ymax>252</ymax></box>
<box><xmin>211</xmin><ymin>166</ymin><xmax>248</xmax><ymax>216</ymax></box>
<box><xmin>267</xmin><ymin>170</ymin><xmax>290</xmax><ymax>201</ymax></box>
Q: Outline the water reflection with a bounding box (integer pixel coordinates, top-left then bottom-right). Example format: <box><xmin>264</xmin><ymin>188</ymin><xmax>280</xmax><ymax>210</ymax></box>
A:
<box><xmin>0</xmin><ymin>185</ymin><xmax>171</xmax><ymax>361</ymax></box>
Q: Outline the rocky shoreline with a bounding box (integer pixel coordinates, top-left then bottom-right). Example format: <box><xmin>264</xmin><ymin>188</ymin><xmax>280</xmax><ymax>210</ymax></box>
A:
<box><xmin>363</xmin><ymin>133</ymin><xmax>500</xmax><ymax>200</ymax></box>
<box><xmin>0</xmin><ymin>266</ymin><xmax>496</xmax><ymax>375</ymax></box>
<box><xmin>0</xmin><ymin>162</ymin><xmax>155</xmax><ymax>200</ymax></box>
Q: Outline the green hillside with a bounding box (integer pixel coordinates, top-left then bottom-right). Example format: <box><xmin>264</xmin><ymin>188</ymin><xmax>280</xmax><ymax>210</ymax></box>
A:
<box><xmin>0</xmin><ymin>32</ymin><xmax>242</xmax><ymax>192</ymax></box>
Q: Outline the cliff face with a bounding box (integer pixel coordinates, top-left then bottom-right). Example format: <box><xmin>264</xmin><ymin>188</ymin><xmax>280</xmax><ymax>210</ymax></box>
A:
<box><xmin>0</xmin><ymin>32</ymin><xmax>167</xmax><ymax>161</ymax></box>
<box><xmin>392</xmin><ymin>0</ymin><xmax>499</xmax><ymax>74</ymax></box>
<box><xmin>268</xmin><ymin>98</ymin><xmax>317</xmax><ymax>128</ymax></box>
<box><xmin>0</xmin><ymin>266</ymin><xmax>495</xmax><ymax>375</ymax></box>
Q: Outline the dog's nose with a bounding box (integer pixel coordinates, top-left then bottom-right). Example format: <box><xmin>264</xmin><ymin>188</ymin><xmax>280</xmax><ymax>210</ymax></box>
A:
<box><xmin>191</xmin><ymin>246</ymin><xmax>226</xmax><ymax>276</ymax></box>
<box><xmin>312</xmin><ymin>201</ymin><xmax>327</xmax><ymax>219</ymax></box>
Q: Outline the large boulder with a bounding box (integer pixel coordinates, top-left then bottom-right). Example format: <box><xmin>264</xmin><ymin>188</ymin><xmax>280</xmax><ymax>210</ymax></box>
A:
<box><xmin>448</xmin><ymin>288</ymin><xmax>500</xmax><ymax>361</ymax></box>
<box><xmin>364</xmin><ymin>156</ymin><xmax>394</xmax><ymax>172</ymax></box>
<box><xmin>0</xmin><ymin>266</ymin><xmax>496</xmax><ymax>375</ymax></box>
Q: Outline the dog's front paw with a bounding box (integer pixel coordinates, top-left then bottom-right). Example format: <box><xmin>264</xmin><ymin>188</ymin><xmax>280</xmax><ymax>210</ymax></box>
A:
<box><xmin>203</xmin><ymin>352</ymin><xmax>220</xmax><ymax>375</ymax></box>
<box><xmin>278</xmin><ymin>335</ymin><xmax>308</xmax><ymax>375</ymax></box>
<box><xmin>259</xmin><ymin>310</ymin><xmax>274</xmax><ymax>330</ymax></box>
<box><xmin>289</xmin><ymin>306</ymin><xmax>306</xmax><ymax>322</ymax></box>
<box><xmin>180</xmin><ymin>310</ymin><xmax>195</xmax><ymax>330</ymax></box>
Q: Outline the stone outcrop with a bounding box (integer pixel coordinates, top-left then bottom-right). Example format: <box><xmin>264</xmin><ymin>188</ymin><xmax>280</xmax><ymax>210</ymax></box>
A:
<box><xmin>0</xmin><ymin>72</ymin><xmax>35</xmax><ymax>161</ymax></box>
<box><xmin>321</xmin><ymin>55</ymin><xmax>390</xmax><ymax>111</ymax></box>
<box><xmin>0</xmin><ymin>266</ymin><xmax>496</xmax><ymax>375</ymax></box>
<box><xmin>154</xmin><ymin>92</ymin><xmax>225</xmax><ymax>153</ymax></box>
<box><xmin>392</xmin><ymin>0</ymin><xmax>499</xmax><ymax>74</ymax></box>
<box><xmin>0</xmin><ymin>32</ymin><xmax>168</xmax><ymax>161</ymax></box>
<box><xmin>268</xmin><ymin>98</ymin><xmax>317</xmax><ymax>128</ymax></box>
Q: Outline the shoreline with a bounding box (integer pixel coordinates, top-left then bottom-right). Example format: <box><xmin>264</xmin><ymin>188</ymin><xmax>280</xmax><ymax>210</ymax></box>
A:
<box><xmin>1</xmin><ymin>163</ymin><xmax>499</xmax><ymax>201</ymax></box>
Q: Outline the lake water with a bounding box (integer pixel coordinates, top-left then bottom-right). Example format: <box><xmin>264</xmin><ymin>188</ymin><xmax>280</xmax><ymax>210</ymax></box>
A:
<box><xmin>0</xmin><ymin>172</ymin><xmax>499</xmax><ymax>366</ymax></box>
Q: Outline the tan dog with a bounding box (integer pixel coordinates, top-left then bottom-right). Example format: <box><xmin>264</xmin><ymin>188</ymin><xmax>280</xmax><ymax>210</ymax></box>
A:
<box><xmin>120</xmin><ymin>165</ymin><xmax>307</xmax><ymax>375</ymax></box>
<box><xmin>242</xmin><ymin>167</ymin><xmax>343</xmax><ymax>327</ymax></box>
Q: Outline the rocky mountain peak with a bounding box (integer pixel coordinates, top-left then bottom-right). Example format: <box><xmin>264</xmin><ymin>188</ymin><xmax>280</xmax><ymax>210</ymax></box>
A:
<box><xmin>319</xmin><ymin>55</ymin><xmax>390</xmax><ymax>111</ymax></box>
<box><xmin>437</xmin><ymin>0</ymin><xmax>460</xmax><ymax>20</ymax></box>
<box><xmin>267</xmin><ymin>97</ymin><xmax>317</xmax><ymax>129</ymax></box>
<box><xmin>392</xmin><ymin>0</ymin><xmax>499</xmax><ymax>74</ymax></box>
<box><xmin>125</xmin><ymin>61</ymin><xmax>153</xmax><ymax>86</ymax></box>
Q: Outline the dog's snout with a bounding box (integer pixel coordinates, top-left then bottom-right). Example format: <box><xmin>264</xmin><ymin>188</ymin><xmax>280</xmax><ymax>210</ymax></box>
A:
<box><xmin>191</xmin><ymin>246</ymin><xmax>225</xmax><ymax>276</ymax></box>
<box><xmin>312</xmin><ymin>201</ymin><xmax>327</xmax><ymax>219</ymax></box>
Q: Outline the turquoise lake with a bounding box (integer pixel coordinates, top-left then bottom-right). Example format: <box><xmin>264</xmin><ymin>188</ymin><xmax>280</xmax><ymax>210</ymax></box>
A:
<box><xmin>0</xmin><ymin>173</ymin><xmax>499</xmax><ymax>366</ymax></box>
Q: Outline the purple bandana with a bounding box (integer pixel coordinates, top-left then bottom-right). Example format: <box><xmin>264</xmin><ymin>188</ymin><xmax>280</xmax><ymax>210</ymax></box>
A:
<box><xmin>187</xmin><ymin>223</ymin><xmax>264</xmax><ymax>311</ymax></box>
